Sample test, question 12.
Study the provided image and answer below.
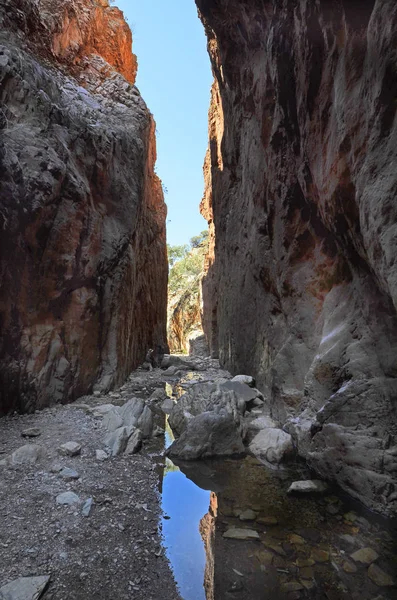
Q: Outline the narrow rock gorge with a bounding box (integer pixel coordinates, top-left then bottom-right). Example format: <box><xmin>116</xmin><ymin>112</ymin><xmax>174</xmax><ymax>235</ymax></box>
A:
<box><xmin>0</xmin><ymin>0</ymin><xmax>168</xmax><ymax>415</ymax></box>
<box><xmin>196</xmin><ymin>0</ymin><xmax>397</xmax><ymax>516</ymax></box>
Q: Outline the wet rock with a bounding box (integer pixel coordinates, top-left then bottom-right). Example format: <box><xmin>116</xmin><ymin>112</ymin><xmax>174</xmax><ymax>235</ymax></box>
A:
<box><xmin>326</xmin><ymin>504</ymin><xmax>340</xmax><ymax>515</ymax></box>
<box><xmin>256</xmin><ymin>550</ymin><xmax>273</xmax><ymax>565</ymax></box>
<box><xmin>21</xmin><ymin>428</ymin><xmax>41</xmax><ymax>438</ymax></box>
<box><xmin>0</xmin><ymin>575</ymin><xmax>50</xmax><ymax>600</ymax></box>
<box><xmin>296</xmin><ymin>528</ymin><xmax>321</xmax><ymax>543</ymax></box>
<box><xmin>231</xmin><ymin>375</ymin><xmax>255</xmax><ymax>387</ymax></box>
<box><xmin>56</xmin><ymin>492</ymin><xmax>80</xmax><ymax>505</ymax></box>
<box><xmin>311</xmin><ymin>548</ymin><xmax>329</xmax><ymax>563</ymax></box>
<box><xmin>239</xmin><ymin>509</ymin><xmax>256</xmax><ymax>521</ymax></box>
<box><xmin>166</xmin><ymin>412</ymin><xmax>245</xmax><ymax>460</ymax></box>
<box><xmin>281</xmin><ymin>582</ymin><xmax>304</xmax><ymax>593</ymax></box>
<box><xmin>82</xmin><ymin>498</ymin><xmax>94</xmax><ymax>517</ymax></box>
<box><xmin>342</xmin><ymin>560</ymin><xmax>358</xmax><ymax>573</ymax></box>
<box><xmin>287</xmin><ymin>480</ymin><xmax>328</xmax><ymax>494</ymax></box>
<box><xmin>125</xmin><ymin>428</ymin><xmax>143</xmax><ymax>455</ymax></box>
<box><xmin>59</xmin><ymin>468</ymin><xmax>80</xmax><ymax>481</ymax></box>
<box><xmin>289</xmin><ymin>534</ymin><xmax>305</xmax><ymax>546</ymax></box>
<box><xmin>249</xmin><ymin>428</ymin><xmax>293</xmax><ymax>464</ymax></box>
<box><xmin>296</xmin><ymin>558</ymin><xmax>315</xmax><ymax>568</ymax></box>
<box><xmin>8</xmin><ymin>444</ymin><xmax>45</xmax><ymax>466</ymax></box>
<box><xmin>257</xmin><ymin>516</ymin><xmax>278</xmax><ymax>526</ymax></box>
<box><xmin>58</xmin><ymin>442</ymin><xmax>81</xmax><ymax>457</ymax></box>
<box><xmin>299</xmin><ymin>566</ymin><xmax>314</xmax><ymax>579</ymax></box>
<box><xmin>223</xmin><ymin>528</ymin><xmax>260</xmax><ymax>540</ymax></box>
<box><xmin>350</xmin><ymin>547</ymin><xmax>379</xmax><ymax>565</ymax></box>
<box><xmin>367</xmin><ymin>564</ymin><xmax>395</xmax><ymax>587</ymax></box>
<box><xmin>338</xmin><ymin>534</ymin><xmax>357</xmax><ymax>551</ymax></box>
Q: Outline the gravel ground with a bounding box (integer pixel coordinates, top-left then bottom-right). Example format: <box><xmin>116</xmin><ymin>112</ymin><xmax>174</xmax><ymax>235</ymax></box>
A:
<box><xmin>0</xmin><ymin>363</ymin><xmax>206</xmax><ymax>600</ymax></box>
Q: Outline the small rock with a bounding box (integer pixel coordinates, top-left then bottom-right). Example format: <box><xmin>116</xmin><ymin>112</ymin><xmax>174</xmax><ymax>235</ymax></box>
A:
<box><xmin>343</xmin><ymin>511</ymin><xmax>357</xmax><ymax>522</ymax></box>
<box><xmin>299</xmin><ymin>566</ymin><xmax>314</xmax><ymax>579</ymax></box>
<box><xmin>21</xmin><ymin>428</ymin><xmax>41</xmax><ymax>438</ymax></box>
<box><xmin>223</xmin><ymin>528</ymin><xmax>260</xmax><ymax>540</ymax></box>
<box><xmin>161</xmin><ymin>398</ymin><xmax>175</xmax><ymax>414</ymax></box>
<box><xmin>367</xmin><ymin>564</ymin><xmax>395</xmax><ymax>587</ymax></box>
<box><xmin>0</xmin><ymin>576</ymin><xmax>50</xmax><ymax>600</ymax></box>
<box><xmin>56</xmin><ymin>492</ymin><xmax>80</xmax><ymax>505</ymax></box>
<box><xmin>350</xmin><ymin>547</ymin><xmax>379</xmax><ymax>565</ymax></box>
<box><xmin>287</xmin><ymin>480</ymin><xmax>328</xmax><ymax>494</ymax></box>
<box><xmin>326</xmin><ymin>504</ymin><xmax>340</xmax><ymax>515</ymax></box>
<box><xmin>82</xmin><ymin>498</ymin><xmax>94</xmax><ymax>517</ymax></box>
<box><xmin>343</xmin><ymin>560</ymin><xmax>358</xmax><ymax>573</ymax></box>
<box><xmin>296</xmin><ymin>558</ymin><xmax>315</xmax><ymax>567</ymax></box>
<box><xmin>95</xmin><ymin>450</ymin><xmax>108</xmax><ymax>461</ymax></box>
<box><xmin>281</xmin><ymin>582</ymin><xmax>304</xmax><ymax>592</ymax></box>
<box><xmin>289</xmin><ymin>534</ymin><xmax>305</xmax><ymax>545</ymax></box>
<box><xmin>311</xmin><ymin>548</ymin><xmax>329</xmax><ymax>563</ymax></box>
<box><xmin>257</xmin><ymin>515</ymin><xmax>278</xmax><ymax>525</ymax></box>
<box><xmin>50</xmin><ymin>464</ymin><xmax>63</xmax><ymax>473</ymax></box>
<box><xmin>58</xmin><ymin>442</ymin><xmax>81</xmax><ymax>457</ymax></box>
<box><xmin>59</xmin><ymin>467</ymin><xmax>79</xmax><ymax>481</ymax></box>
<box><xmin>239</xmin><ymin>509</ymin><xmax>257</xmax><ymax>521</ymax></box>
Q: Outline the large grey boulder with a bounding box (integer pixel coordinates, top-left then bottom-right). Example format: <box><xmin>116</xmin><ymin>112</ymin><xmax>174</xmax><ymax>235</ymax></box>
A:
<box><xmin>249</xmin><ymin>428</ymin><xmax>293</xmax><ymax>464</ymax></box>
<box><xmin>166</xmin><ymin>411</ymin><xmax>245</xmax><ymax>460</ymax></box>
<box><xmin>168</xmin><ymin>380</ymin><xmax>253</xmax><ymax>437</ymax></box>
<box><xmin>0</xmin><ymin>576</ymin><xmax>50</xmax><ymax>600</ymax></box>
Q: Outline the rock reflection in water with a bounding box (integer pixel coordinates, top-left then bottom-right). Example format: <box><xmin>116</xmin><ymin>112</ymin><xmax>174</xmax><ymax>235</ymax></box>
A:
<box><xmin>174</xmin><ymin>456</ymin><xmax>397</xmax><ymax>600</ymax></box>
<box><xmin>160</xmin><ymin>422</ymin><xmax>210</xmax><ymax>600</ymax></box>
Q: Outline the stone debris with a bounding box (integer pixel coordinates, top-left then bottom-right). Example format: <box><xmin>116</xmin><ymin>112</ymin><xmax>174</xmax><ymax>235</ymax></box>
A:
<box><xmin>82</xmin><ymin>498</ymin><xmax>94</xmax><ymax>517</ymax></box>
<box><xmin>21</xmin><ymin>428</ymin><xmax>41</xmax><ymax>438</ymax></box>
<box><xmin>95</xmin><ymin>450</ymin><xmax>108</xmax><ymax>461</ymax></box>
<box><xmin>59</xmin><ymin>467</ymin><xmax>80</xmax><ymax>481</ymax></box>
<box><xmin>56</xmin><ymin>492</ymin><xmax>80</xmax><ymax>506</ymax></box>
<box><xmin>0</xmin><ymin>575</ymin><xmax>50</xmax><ymax>600</ymax></box>
<box><xmin>287</xmin><ymin>480</ymin><xmax>328</xmax><ymax>494</ymax></box>
<box><xmin>223</xmin><ymin>528</ymin><xmax>260</xmax><ymax>540</ymax></box>
<box><xmin>58</xmin><ymin>442</ymin><xmax>81</xmax><ymax>457</ymax></box>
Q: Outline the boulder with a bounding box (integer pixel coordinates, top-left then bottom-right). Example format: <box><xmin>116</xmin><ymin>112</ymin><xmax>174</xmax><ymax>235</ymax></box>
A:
<box><xmin>166</xmin><ymin>411</ymin><xmax>245</xmax><ymax>461</ymax></box>
<box><xmin>102</xmin><ymin>408</ymin><xmax>123</xmax><ymax>432</ymax></box>
<box><xmin>0</xmin><ymin>576</ymin><xmax>50</xmax><ymax>600</ymax></box>
<box><xmin>103</xmin><ymin>426</ymin><xmax>130</xmax><ymax>456</ymax></box>
<box><xmin>231</xmin><ymin>375</ymin><xmax>255</xmax><ymax>387</ymax></box>
<box><xmin>248</xmin><ymin>416</ymin><xmax>278</xmax><ymax>431</ymax></box>
<box><xmin>8</xmin><ymin>444</ymin><xmax>45</xmax><ymax>466</ymax></box>
<box><xmin>125</xmin><ymin>428</ymin><xmax>143</xmax><ymax>455</ymax></box>
<box><xmin>137</xmin><ymin>406</ymin><xmax>153</xmax><ymax>438</ymax></box>
<box><xmin>249</xmin><ymin>428</ymin><xmax>293</xmax><ymax>464</ymax></box>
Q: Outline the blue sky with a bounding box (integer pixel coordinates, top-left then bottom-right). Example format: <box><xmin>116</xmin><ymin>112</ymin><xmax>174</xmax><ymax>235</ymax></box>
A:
<box><xmin>114</xmin><ymin>0</ymin><xmax>213</xmax><ymax>247</ymax></box>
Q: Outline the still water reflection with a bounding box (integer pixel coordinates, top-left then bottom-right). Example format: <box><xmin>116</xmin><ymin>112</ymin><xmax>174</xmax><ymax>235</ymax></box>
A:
<box><xmin>161</xmin><ymin>424</ymin><xmax>210</xmax><ymax>600</ymax></box>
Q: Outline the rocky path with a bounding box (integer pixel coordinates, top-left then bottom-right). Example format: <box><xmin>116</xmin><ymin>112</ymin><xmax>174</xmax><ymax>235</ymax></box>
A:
<box><xmin>0</xmin><ymin>354</ymin><xmax>224</xmax><ymax>600</ymax></box>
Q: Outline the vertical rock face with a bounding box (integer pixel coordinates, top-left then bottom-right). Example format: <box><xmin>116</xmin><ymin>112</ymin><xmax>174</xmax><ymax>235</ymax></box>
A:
<box><xmin>0</xmin><ymin>0</ymin><xmax>167</xmax><ymax>414</ymax></box>
<box><xmin>197</xmin><ymin>0</ymin><xmax>397</xmax><ymax>515</ymax></box>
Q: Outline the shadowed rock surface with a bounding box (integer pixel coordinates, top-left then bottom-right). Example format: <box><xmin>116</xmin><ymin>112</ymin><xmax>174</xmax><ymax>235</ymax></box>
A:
<box><xmin>196</xmin><ymin>0</ymin><xmax>397</xmax><ymax>515</ymax></box>
<box><xmin>0</xmin><ymin>0</ymin><xmax>167</xmax><ymax>414</ymax></box>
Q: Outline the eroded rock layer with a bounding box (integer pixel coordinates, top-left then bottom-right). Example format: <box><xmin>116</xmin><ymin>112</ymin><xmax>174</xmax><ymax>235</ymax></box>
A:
<box><xmin>197</xmin><ymin>0</ymin><xmax>397</xmax><ymax>515</ymax></box>
<box><xmin>0</xmin><ymin>0</ymin><xmax>167</xmax><ymax>414</ymax></box>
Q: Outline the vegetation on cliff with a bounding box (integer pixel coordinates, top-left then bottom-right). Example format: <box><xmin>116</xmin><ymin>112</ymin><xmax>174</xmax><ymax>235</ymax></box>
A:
<box><xmin>167</xmin><ymin>231</ymin><xmax>208</xmax><ymax>353</ymax></box>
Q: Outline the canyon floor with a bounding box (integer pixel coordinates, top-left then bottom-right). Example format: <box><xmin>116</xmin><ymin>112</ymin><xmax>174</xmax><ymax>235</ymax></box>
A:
<box><xmin>0</xmin><ymin>357</ymin><xmax>396</xmax><ymax>600</ymax></box>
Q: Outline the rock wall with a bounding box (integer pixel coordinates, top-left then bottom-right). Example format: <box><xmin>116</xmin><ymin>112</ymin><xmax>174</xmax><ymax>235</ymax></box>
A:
<box><xmin>197</xmin><ymin>0</ymin><xmax>397</xmax><ymax>515</ymax></box>
<box><xmin>0</xmin><ymin>0</ymin><xmax>168</xmax><ymax>414</ymax></box>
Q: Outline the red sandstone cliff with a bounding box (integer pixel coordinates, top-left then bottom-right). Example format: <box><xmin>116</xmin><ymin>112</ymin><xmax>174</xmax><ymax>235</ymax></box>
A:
<box><xmin>197</xmin><ymin>0</ymin><xmax>397</xmax><ymax>516</ymax></box>
<box><xmin>0</xmin><ymin>0</ymin><xmax>167</xmax><ymax>413</ymax></box>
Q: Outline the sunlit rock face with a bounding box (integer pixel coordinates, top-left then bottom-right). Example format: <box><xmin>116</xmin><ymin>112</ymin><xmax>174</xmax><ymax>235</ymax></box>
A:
<box><xmin>0</xmin><ymin>0</ymin><xmax>167</xmax><ymax>414</ymax></box>
<box><xmin>197</xmin><ymin>0</ymin><xmax>397</xmax><ymax>515</ymax></box>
